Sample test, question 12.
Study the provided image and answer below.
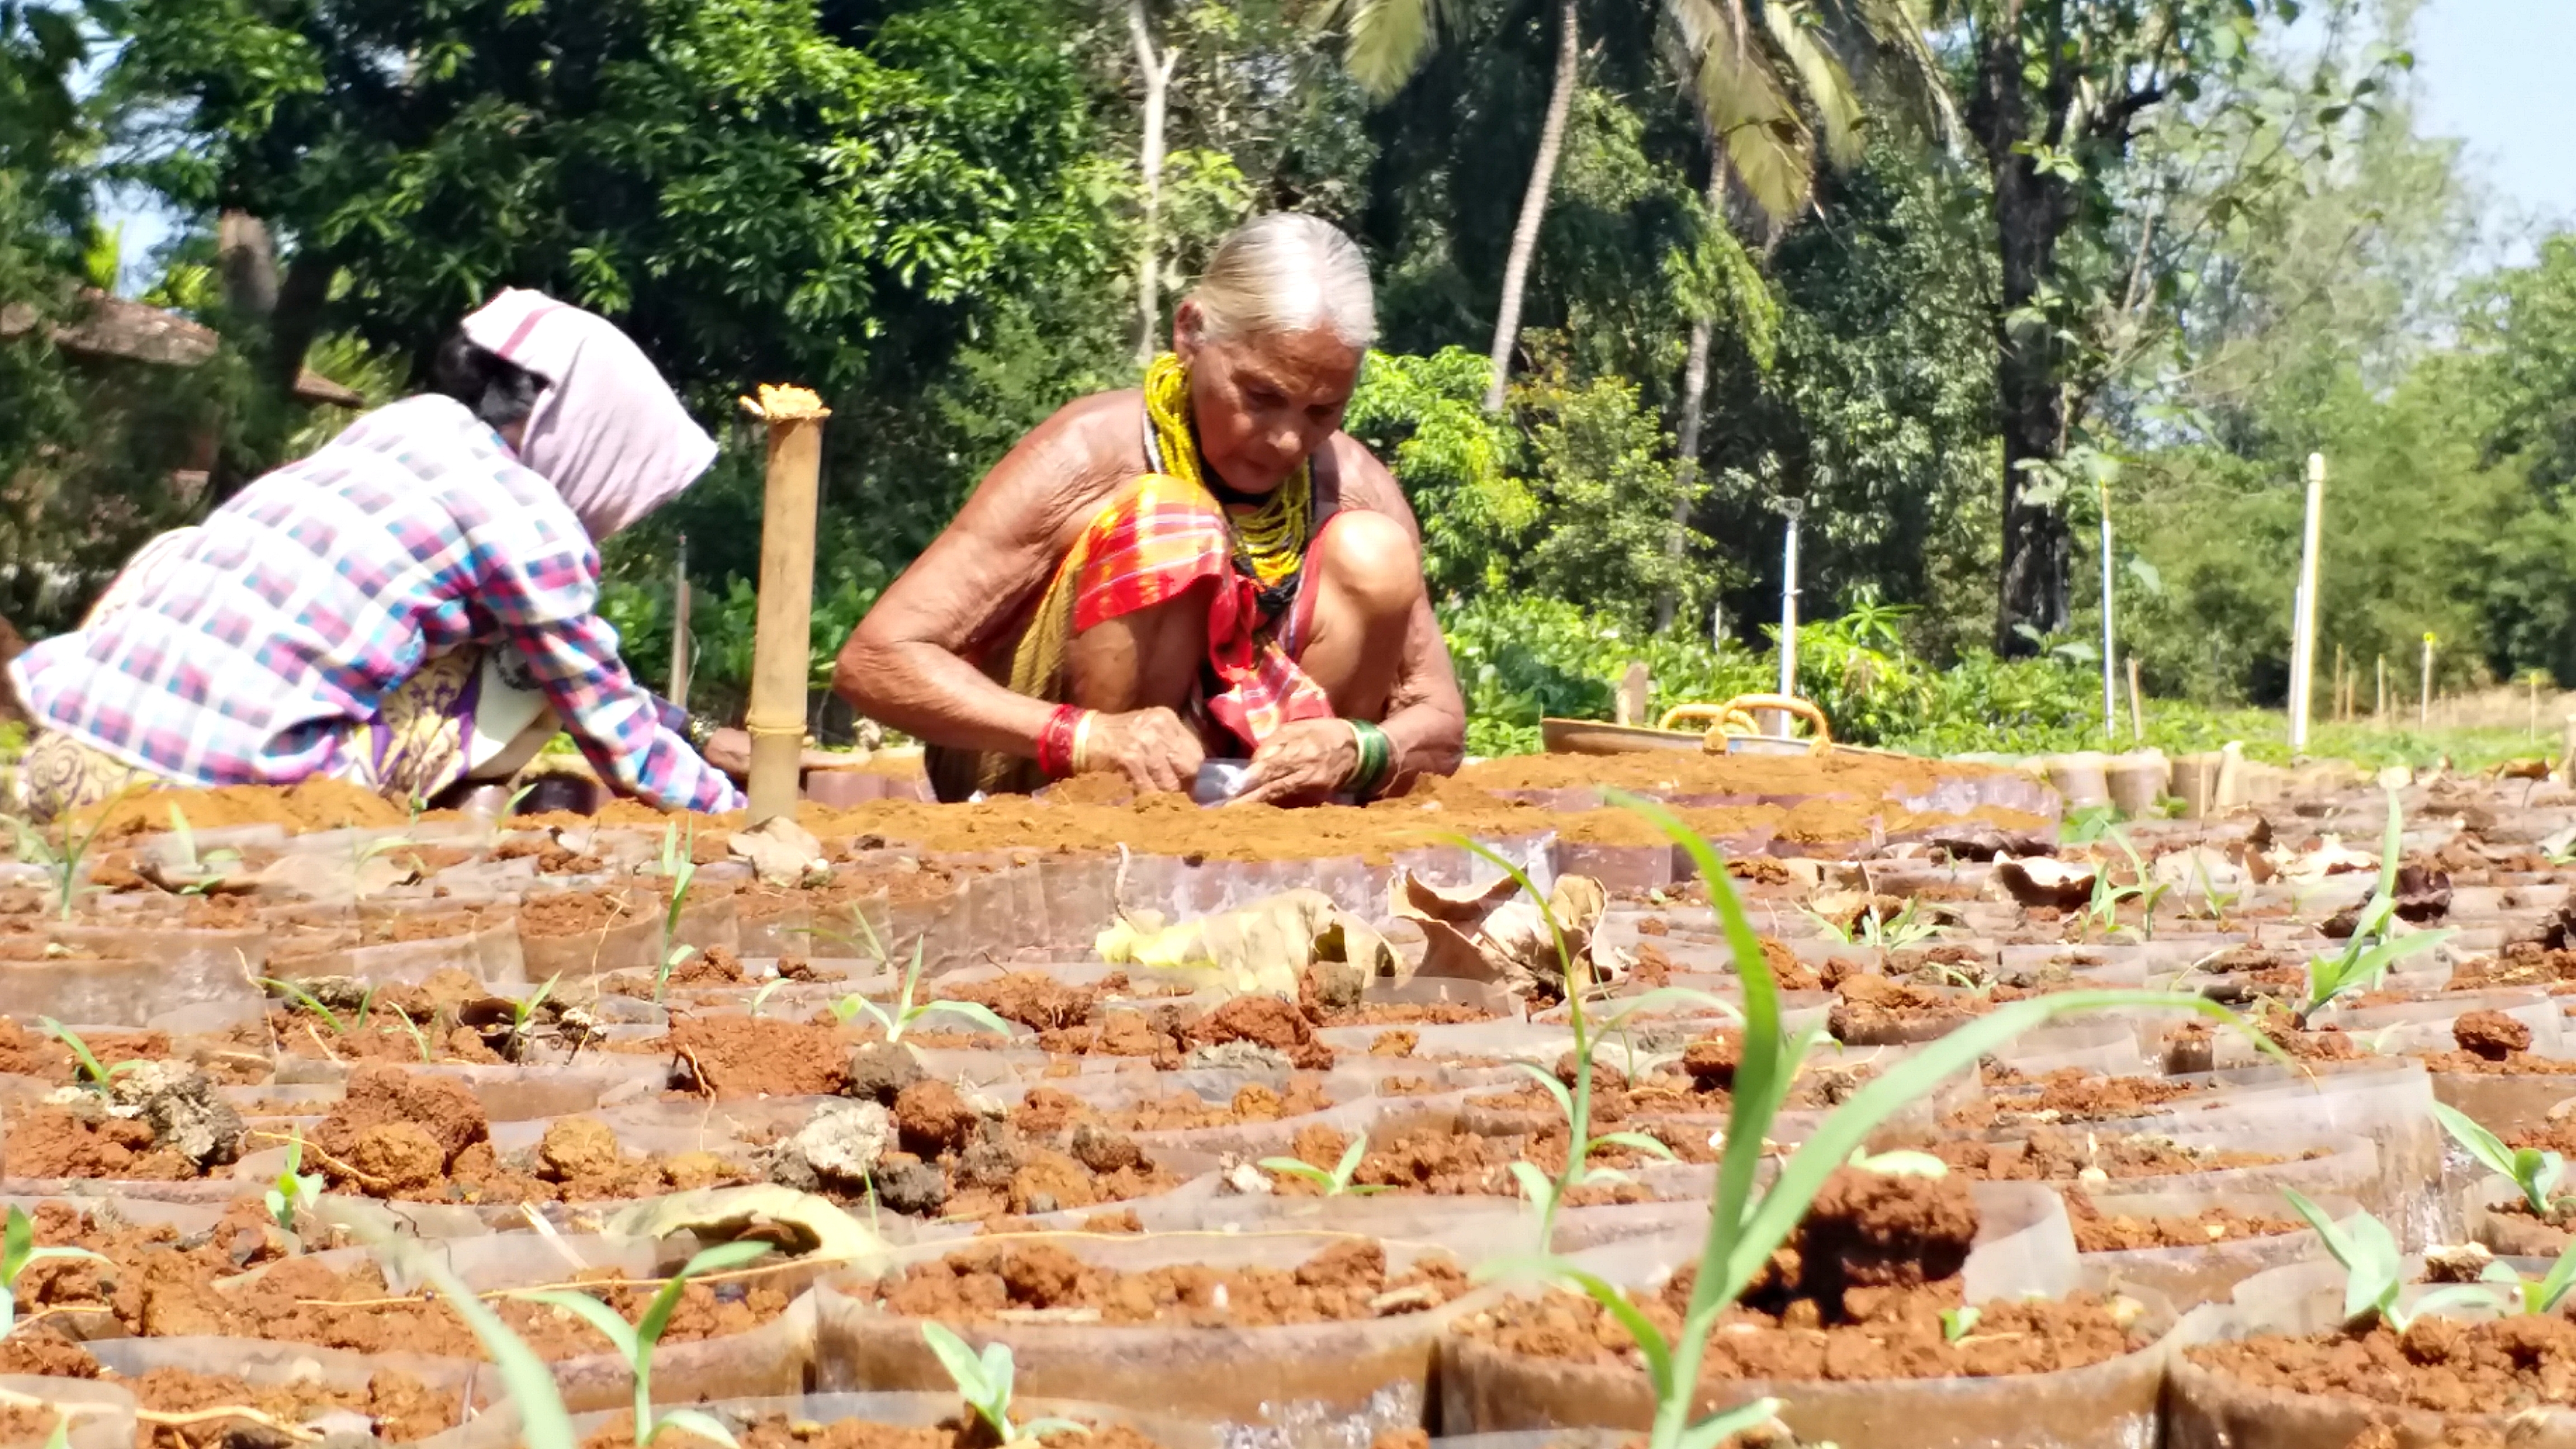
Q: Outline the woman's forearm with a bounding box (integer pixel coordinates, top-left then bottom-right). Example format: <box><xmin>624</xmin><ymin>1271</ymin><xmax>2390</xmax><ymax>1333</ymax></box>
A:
<box><xmin>836</xmin><ymin>637</ymin><xmax>1058</xmax><ymax>760</ymax></box>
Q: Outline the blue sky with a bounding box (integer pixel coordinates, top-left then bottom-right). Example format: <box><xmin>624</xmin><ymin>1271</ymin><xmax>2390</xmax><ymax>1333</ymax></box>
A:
<box><xmin>2412</xmin><ymin>0</ymin><xmax>2576</xmax><ymax>234</ymax></box>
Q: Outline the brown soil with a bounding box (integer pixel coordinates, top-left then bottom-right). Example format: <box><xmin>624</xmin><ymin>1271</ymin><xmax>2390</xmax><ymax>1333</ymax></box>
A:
<box><xmin>599</xmin><ymin>1411</ymin><xmax>1155</xmax><ymax>1449</ymax></box>
<box><xmin>1827</xmin><ymin>973</ymin><xmax>1990</xmax><ymax>1041</ymax></box>
<box><xmin>1271</xmin><ymin>1120</ymin><xmax>1710</xmax><ymax>1199</ymax></box>
<box><xmin>1466</xmin><ymin>1166</ymin><xmax>2147</xmax><ymax>1381</ymax></box>
<box><xmin>865</xmin><ymin>1238</ymin><xmax>1466</xmax><ymax>1326</ymax></box>
<box><xmin>2452</xmin><ymin>1010</ymin><xmax>2534</xmax><ymax>1062</ymax></box>
<box><xmin>517</xmin><ymin>889</ymin><xmax>645</xmax><ymax>937</ymax></box>
<box><xmin>0</xmin><ymin>1016</ymin><xmax>171</xmax><ymax>1082</ymax></box>
<box><xmin>1457</xmin><ymin>750</ymin><xmax>2026</xmax><ymax>802</ymax></box>
<box><xmin>943</xmin><ymin>973</ymin><xmax>1098</xmax><ymax>1031</ymax></box>
<box><xmin>666</xmin><ymin>1015</ymin><xmax>849</xmax><ymax>1098</ymax></box>
<box><xmin>494</xmin><ymin>836</ymin><xmax>606</xmax><ymax>874</ymax></box>
<box><xmin>2</xmin><ymin>1104</ymin><xmax>205</xmax><ymax>1179</ymax></box>
<box><xmin>125</xmin><ymin>1365</ymin><xmax>462</xmax><ymax>1449</ymax></box>
<box><xmin>307</xmin><ymin>1066</ymin><xmax>746</xmax><ymax>1203</ymax></box>
<box><xmin>75</xmin><ymin>779</ymin><xmax>409</xmax><ymax>838</ymax></box>
<box><xmin>1947</xmin><ymin>1068</ymin><xmax>2206</xmax><ymax>1130</ymax></box>
<box><xmin>2407</xmin><ymin>1048</ymin><xmax>2576</xmax><ymax>1076</ymax></box>
<box><xmin>1008</xmin><ymin>1077</ymin><xmax>1337</xmax><ymax>1137</ymax></box>
<box><xmin>2187</xmin><ymin>1314</ymin><xmax>2576</xmax><ymax>1418</ymax></box>
<box><xmin>1914</xmin><ymin>1127</ymin><xmax>2300</xmax><ymax>1182</ymax></box>
<box><xmin>2065</xmin><ymin>1192</ymin><xmax>2304</xmax><ymax>1251</ymax></box>
<box><xmin>2452</xmin><ymin>943</ymin><xmax>2576</xmax><ymax>993</ymax></box>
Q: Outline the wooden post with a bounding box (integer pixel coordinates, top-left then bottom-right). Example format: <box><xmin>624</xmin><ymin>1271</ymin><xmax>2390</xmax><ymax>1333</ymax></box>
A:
<box><xmin>1614</xmin><ymin>662</ymin><xmax>1650</xmax><ymax>727</ymax></box>
<box><xmin>2125</xmin><ymin>655</ymin><xmax>2144</xmax><ymax>740</ymax></box>
<box><xmin>667</xmin><ymin>533</ymin><xmax>692</xmax><ymax>708</ymax></box>
<box><xmin>741</xmin><ymin>385</ymin><xmax>830</xmax><ymax>823</ymax></box>
<box><xmin>2419</xmin><ymin>635</ymin><xmax>2434</xmax><ymax>731</ymax></box>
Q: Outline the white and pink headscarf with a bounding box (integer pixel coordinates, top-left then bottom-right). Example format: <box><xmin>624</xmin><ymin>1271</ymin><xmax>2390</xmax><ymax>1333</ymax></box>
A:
<box><xmin>460</xmin><ymin>289</ymin><xmax>718</xmax><ymax>542</ymax></box>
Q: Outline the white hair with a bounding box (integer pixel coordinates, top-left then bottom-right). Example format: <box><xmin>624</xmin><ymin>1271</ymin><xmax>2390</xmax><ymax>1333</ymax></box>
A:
<box><xmin>1189</xmin><ymin>212</ymin><xmax>1376</xmax><ymax>351</ymax></box>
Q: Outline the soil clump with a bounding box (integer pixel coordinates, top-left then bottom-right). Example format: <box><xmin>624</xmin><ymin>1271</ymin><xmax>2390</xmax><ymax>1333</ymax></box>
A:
<box><xmin>864</xmin><ymin>1238</ymin><xmax>1466</xmax><ymax>1325</ymax></box>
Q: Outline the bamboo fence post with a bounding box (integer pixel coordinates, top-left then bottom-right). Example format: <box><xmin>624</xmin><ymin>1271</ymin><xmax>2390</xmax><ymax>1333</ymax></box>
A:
<box><xmin>667</xmin><ymin>533</ymin><xmax>692</xmax><ymax>708</ymax></box>
<box><xmin>740</xmin><ymin>385</ymin><xmax>830</xmax><ymax>824</ymax></box>
<box><xmin>2125</xmin><ymin>656</ymin><xmax>2144</xmax><ymax>740</ymax></box>
<box><xmin>2419</xmin><ymin>635</ymin><xmax>2435</xmax><ymax>731</ymax></box>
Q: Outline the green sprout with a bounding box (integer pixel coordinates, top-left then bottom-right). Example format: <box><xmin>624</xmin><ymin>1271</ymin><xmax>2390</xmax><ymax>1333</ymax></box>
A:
<box><xmin>503</xmin><ymin>973</ymin><xmax>564</xmax><ymax>1058</ymax></box>
<box><xmin>654</xmin><ymin>823</ymin><xmax>699</xmax><ymax>1002</ymax></box>
<box><xmin>2436</xmin><ymin>1102</ymin><xmax>2569</xmax><ymax>1218</ymax></box>
<box><xmin>826</xmin><ymin>916</ymin><xmax>1010</xmax><ymax>1044</ymax></box>
<box><xmin>1939</xmin><ymin>1305</ymin><xmax>1981</xmax><ymax>1343</ymax></box>
<box><xmin>264</xmin><ymin>1128</ymin><xmax>325</xmax><ymax>1237</ymax></box>
<box><xmin>1260</xmin><ymin>1130</ymin><xmax>1388</xmax><ymax>1197</ymax></box>
<box><xmin>2280</xmin><ymin>1190</ymin><xmax>2497</xmax><ymax>1332</ymax></box>
<box><xmin>1481</xmin><ymin>793</ymin><xmax>2282</xmax><ymax>1449</ymax></box>
<box><xmin>36</xmin><ymin>1018</ymin><xmax>138</xmax><ymax>1095</ymax></box>
<box><xmin>518</xmin><ymin>1239</ymin><xmax>773</xmax><ymax>1447</ymax></box>
<box><xmin>1800</xmin><ymin>898</ymin><xmax>1938</xmax><ymax>952</ymax></box>
<box><xmin>259</xmin><ymin>978</ymin><xmax>348</xmax><ymax>1037</ymax></box>
<box><xmin>747</xmin><ymin>978</ymin><xmax>790</xmax><ymax>1018</ymax></box>
<box><xmin>389</xmin><ymin>1241</ymin><xmax>577</xmax><ymax>1449</ymax></box>
<box><xmin>2296</xmin><ymin>790</ymin><xmax>2449</xmax><ymax>1024</ymax></box>
<box><xmin>2478</xmin><ymin>1239</ymin><xmax>2576</xmax><ymax>1315</ymax></box>
<box><xmin>920</xmin><ymin>1322</ymin><xmax>1088</xmax><ymax>1445</ymax></box>
<box><xmin>2</xmin><ymin>1204</ymin><xmax>107</xmax><ymax>1337</ymax></box>
<box><xmin>165</xmin><ymin>804</ymin><xmax>241</xmax><ymax>893</ymax></box>
<box><xmin>6</xmin><ymin>792</ymin><xmax>129</xmax><ymax>920</ymax></box>
<box><xmin>2077</xmin><ymin>827</ymin><xmax>2172</xmax><ymax>943</ymax></box>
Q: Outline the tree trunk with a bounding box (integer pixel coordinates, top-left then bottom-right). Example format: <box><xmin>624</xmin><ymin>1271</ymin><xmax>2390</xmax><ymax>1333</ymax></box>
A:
<box><xmin>1129</xmin><ymin>0</ymin><xmax>1177</xmax><ymax>367</ymax></box>
<box><xmin>1654</xmin><ymin>168</ymin><xmax>1728</xmax><ymax>633</ymax></box>
<box><xmin>1971</xmin><ymin>0</ymin><xmax>2073</xmax><ymax>656</ymax></box>
<box><xmin>1483</xmin><ymin>0</ymin><xmax>1579</xmax><ymax>414</ymax></box>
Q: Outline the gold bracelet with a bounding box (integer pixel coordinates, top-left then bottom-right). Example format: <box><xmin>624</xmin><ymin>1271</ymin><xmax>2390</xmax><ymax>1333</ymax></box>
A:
<box><xmin>1070</xmin><ymin>711</ymin><xmax>1098</xmax><ymax>774</ymax></box>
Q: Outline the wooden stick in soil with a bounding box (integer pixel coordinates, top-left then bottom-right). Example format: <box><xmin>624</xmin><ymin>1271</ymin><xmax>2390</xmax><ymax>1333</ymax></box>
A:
<box><xmin>738</xmin><ymin>385</ymin><xmax>830</xmax><ymax>823</ymax></box>
<box><xmin>2125</xmin><ymin>656</ymin><xmax>2144</xmax><ymax>740</ymax></box>
<box><xmin>668</xmin><ymin>532</ymin><xmax>692</xmax><ymax>707</ymax></box>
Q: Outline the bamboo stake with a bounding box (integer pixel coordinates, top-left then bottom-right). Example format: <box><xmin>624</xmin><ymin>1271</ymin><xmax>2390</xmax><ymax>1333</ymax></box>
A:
<box><xmin>667</xmin><ymin>533</ymin><xmax>692</xmax><ymax>707</ymax></box>
<box><xmin>2420</xmin><ymin>634</ymin><xmax>2435</xmax><ymax>731</ymax></box>
<box><xmin>740</xmin><ymin>385</ymin><xmax>830</xmax><ymax>823</ymax></box>
<box><xmin>2125</xmin><ymin>655</ymin><xmax>2144</xmax><ymax>740</ymax></box>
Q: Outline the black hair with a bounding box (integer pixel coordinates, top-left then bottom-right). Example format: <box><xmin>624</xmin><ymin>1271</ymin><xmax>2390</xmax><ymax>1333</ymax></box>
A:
<box><xmin>429</xmin><ymin>330</ymin><xmax>548</xmax><ymax>432</ymax></box>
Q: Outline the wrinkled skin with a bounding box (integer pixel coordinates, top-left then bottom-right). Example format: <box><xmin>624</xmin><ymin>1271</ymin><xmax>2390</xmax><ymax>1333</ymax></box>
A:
<box><xmin>836</xmin><ymin>300</ymin><xmax>1465</xmax><ymax>804</ymax></box>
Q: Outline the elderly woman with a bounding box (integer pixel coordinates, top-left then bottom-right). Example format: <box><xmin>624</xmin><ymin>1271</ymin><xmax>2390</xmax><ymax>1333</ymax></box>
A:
<box><xmin>839</xmin><ymin>213</ymin><xmax>1465</xmax><ymax>805</ymax></box>
<box><xmin>9</xmin><ymin>290</ymin><xmax>745</xmax><ymax>820</ymax></box>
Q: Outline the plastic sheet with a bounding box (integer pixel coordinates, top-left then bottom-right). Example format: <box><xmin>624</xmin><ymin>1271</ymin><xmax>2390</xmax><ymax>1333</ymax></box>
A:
<box><xmin>2068</xmin><ymin>1187</ymin><xmax>2352</xmax><ymax>1310</ymax></box>
<box><xmin>2129</xmin><ymin>1060</ymin><xmax>2445</xmax><ymax>1246</ymax></box>
<box><xmin>0</xmin><ymin>1374</ymin><xmax>135</xmax><ymax>1449</ymax></box>
<box><xmin>414</xmin><ymin>1391</ymin><xmax>1221</xmax><ymax>1449</ymax></box>
<box><xmin>1437</xmin><ymin>1185</ymin><xmax>2187</xmax><ymax>1449</ymax></box>
<box><xmin>811</xmin><ymin>1229</ymin><xmax>1507</xmax><ymax>1448</ymax></box>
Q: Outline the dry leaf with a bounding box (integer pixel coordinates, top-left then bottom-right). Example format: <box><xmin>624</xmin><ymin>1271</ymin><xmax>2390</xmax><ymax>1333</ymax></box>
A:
<box><xmin>1992</xmin><ymin>856</ymin><xmax>2097</xmax><ymax>910</ymax></box>
<box><xmin>728</xmin><ymin>816</ymin><xmax>831</xmax><ymax>888</ymax></box>
<box><xmin>1093</xmin><ymin>888</ymin><xmax>1341</xmax><ymax>995</ymax></box>
<box><xmin>607</xmin><ymin>1183</ymin><xmax>882</xmax><ymax>1262</ymax></box>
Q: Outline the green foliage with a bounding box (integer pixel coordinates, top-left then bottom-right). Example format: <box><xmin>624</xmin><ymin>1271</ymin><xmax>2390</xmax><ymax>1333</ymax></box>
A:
<box><xmin>2298</xmin><ymin>791</ymin><xmax>2449</xmax><ymax>1024</ymax></box>
<box><xmin>1259</xmin><ymin>1131</ymin><xmax>1387</xmax><ymax>1197</ymax></box>
<box><xmin>264</xmin><ymin>1128</ymin><xmax>324</xmax><ymax>1238</ymax></box>
<box><xmin>1486</xmin><ymin>794</ymin><xmax>2276</xmax><ymax>1449</ymax></box>
<box><xmin>2436</xmin><ymin>1103</ymin><xmax>2567</xmax><ymax>1218</ymax></box>
<box><xmin>519</xmin><ymin>1240</ymin><xmax>775</xmax><ymax>1448</ymax></box>
<box><xmin>920</xmin><ymin>1321</ymin><xmax>1087</xmax><ymax>1445</ymax></box>
<box><xmin>36</xmin><ymin>1017</ymin><xmax>135</xmax><ymax>1096</ymax></box>
<box><xmin>825</xmin><ymin>918</ymin><xmax>1011</xmax><ymax>1044</ymax></box>
<box><xmin>2280</xmin><ymin>1190</ymin><xmax>2493</xmax><ymax>1332</ymax></box>
<box><xmin>1344</xmin><ymin>347</ymin><xmax>1531</xmax><ymax>595</ymax></box>
<box><xmin>2</xmin><ymin>1201</ymin><xmax>107</xmax><ymax>1337</ymax></box>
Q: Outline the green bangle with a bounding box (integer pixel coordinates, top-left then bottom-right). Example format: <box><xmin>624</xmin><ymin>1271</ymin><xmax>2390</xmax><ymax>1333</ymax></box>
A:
<box><xmin>1346</xmin><ymin>719</ymin><xmax>1395</xmax><ymax>801</ymax></box>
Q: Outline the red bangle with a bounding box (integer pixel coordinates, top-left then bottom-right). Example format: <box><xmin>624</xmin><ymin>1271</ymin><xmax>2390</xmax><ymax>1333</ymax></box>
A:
<box><xmin>1036</xmin><ymin>704</ymin><xmax>1086</xmax><ymax>778</ymax></box>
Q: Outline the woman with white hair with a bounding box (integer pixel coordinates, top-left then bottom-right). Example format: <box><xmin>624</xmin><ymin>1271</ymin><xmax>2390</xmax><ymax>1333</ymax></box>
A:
<box><xmin>10</xmin><ymin>290</ymin><xmax>746</xmax><ymax>820</ymax></box>
<box><xmin>839</xmin><ymin>212</ymin><xmax>1466</xmax><ymax>804</ymax></box>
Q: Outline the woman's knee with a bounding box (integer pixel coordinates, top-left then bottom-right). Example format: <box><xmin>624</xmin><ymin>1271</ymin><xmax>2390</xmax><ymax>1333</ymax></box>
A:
<box><xmin>1314</xmin><ymin>511</ymin><xmax>1423</xmax><ymax>621</ymax></box>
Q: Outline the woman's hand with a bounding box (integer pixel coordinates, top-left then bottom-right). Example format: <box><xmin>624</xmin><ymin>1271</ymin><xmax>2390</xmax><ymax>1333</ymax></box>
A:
<box><xmin>1233</xmin><ymin>719</ymin><xmax>1359</xmax><ymax>806</ymax></box>
<box><xmin>1082</xmin><ymin>707</ymin><xmax>1206</xmax><ymax>794</ymax></box>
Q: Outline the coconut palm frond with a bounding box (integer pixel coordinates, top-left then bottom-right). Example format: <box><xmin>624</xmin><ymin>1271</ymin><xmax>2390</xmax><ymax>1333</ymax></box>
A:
<box><xmin>1694</xmin><ymin>16</ymin><xmax>1814</xmax><ymax>221</ymax></box>
<box><xmin>1314</xmin><ymin>0</ymin><xmax>1456</xmax><ymax>98</ymax></box>
<box><xmin>1763</xmin><ymin>2</ymin><xmax>1865</xmax><ymax>167</ymax></box>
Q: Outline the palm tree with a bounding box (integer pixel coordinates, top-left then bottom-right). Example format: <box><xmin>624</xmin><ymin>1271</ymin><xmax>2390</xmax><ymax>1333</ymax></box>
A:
<box><xmin>1315</xmin><ymin>0</ymin><xmax>1949</xmax><ymax>413</ymax></box>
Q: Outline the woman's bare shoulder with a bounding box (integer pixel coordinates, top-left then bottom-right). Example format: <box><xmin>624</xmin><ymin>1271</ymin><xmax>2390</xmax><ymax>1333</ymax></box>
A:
<box><xmin>1322</xmin><ymin>431</ymin><xmax>1422</xmax><ymax>536</ymax></box>
<box><xmin>955</xmin><ymin>388</ymin><xmax>1148</xmax><ymax>542</ymax></box>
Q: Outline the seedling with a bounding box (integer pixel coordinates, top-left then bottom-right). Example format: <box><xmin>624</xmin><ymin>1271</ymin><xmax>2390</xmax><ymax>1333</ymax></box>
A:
<box><xmin>827</xmin><ymin>921</ymin><xmax>1010</xmax><ymax>1044</ymax></box>
<box><xmin>1261</xmin><ymin>1130</ymin><xmax>1387</xmax><ymax>1196</ymax></box>
<box><xmin>5</xmin><ymin>793</ymin><xmax>127</xmax><ymax>920</ymax></box>
<box><xmin>519</xmin><ymin>1239</ymin><xmax>773</xmax><ymax>1447</ymax></box>
<box><xmin>503</xmin><ymin>974</ymin><xmax>563</xmax><ymax>1057</ymax></box>
<box><xmin>394</xmin><ymin>1242</ymin><xmax>577</xmax><ymax>1449</ymax></box>
<box><xmin>264</xmin><ymin>1128</ymin><xmax>325</xmax><ymax>1236</ymax></box>
<box><xmin>747</xmin><ymin>978</ymin><xmax>790</xmax><ymax>1018</ymax></box>
<box><xmin>654</xmin><ymin>823</ymin><xmax>698</xmax><ymax>1002</ymax></box>
<box><xmin>1940</xmin><ymin>1305</ymin><xmax>1981</xmax><ymax>1343</ymax></box>
<box><xmin>2435</xmin><ymin>1102</ymin><xmax>2569</xmax><ymax>1218</ymax></box>
<box><xmin>2296</xmin><ymin>791</ymin><xmax>2449</xmax><ymax>1024</ymax></box>
<box><xmin>164</xmin><ymin>804</ymin><xmax>242</xmax><ymax>891</ymax></box>
<box><xmin>1802</xmin><ymin>898</ymin><xmax>1940</xmax><ymax>952</ymax></box>
<box><xmin>1481</xmin><ymin>794</ymin><xmax>2282</xmax><ymax>1449</ymax></box>
<box><xmin>2479</xmin><ymin>1239</ymin><xmax>2576</xmax><ymax>1315</ymax></box>
<box><xmin>920</xmin><ymin>1321</ymin><xmax>1088</xmax><ymax>1445</ymax></box>
<box><xmin>259</xmin><ymin>978</ymin><xmax>349</xmax><ymax>1036</ymax></box>
<box><xmin>2</xmin><ymin>1204</ymin><xmax>107</xmax><ymax>1337</ymax></box>
<box><xmin>2077</xmin><ymin>828</ymin><xmax>2172</xmax><ymax>943</ymax></box>
<box><xmin>2279</xmin><ymin>1190</ymin><xmax>2495</xmax><ymax>1331</ymax></box>
<box><xmin>36</xmin><ymin>1018</ymin><xmax>138</xmax><ymax>1095</ymax></box>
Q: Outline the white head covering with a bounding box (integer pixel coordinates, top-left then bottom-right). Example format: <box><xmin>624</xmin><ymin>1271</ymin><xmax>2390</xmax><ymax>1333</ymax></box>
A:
<box><xmin>458</xmin><ymin>288</ymin><xmax>719</xmax><ymax>541</ymax></box>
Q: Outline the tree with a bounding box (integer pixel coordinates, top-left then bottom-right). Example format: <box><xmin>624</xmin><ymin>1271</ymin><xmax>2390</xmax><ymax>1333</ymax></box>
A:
<box><xmin>110</xmin><ymin>0</ymin><xmax>1103</xmax><ymax>438</ymax></box>
<box><xmin>1126</xmin><ymin>0</ymin><xmax>1181</xmax><ymax>364</ymax></box>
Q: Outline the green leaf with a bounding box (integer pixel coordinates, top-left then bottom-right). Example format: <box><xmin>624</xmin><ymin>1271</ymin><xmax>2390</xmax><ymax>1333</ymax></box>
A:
<box><xmin>638</xmin><ymin>1240</ymin><xmax>775</xmax><ymax>1355</ymax></box>
<box><xmin>916</xmin><ymin>1000</ymin><xmax>1014</xmax><ymax>1036</ymax></box>
<box><xmin>1671</xmin><ymin>1398</ymin><xmax>1783</xmax><ymax>1449</ymax></box>
<box><xmin>1590</xmin><ymin>1130</ymin><xmax>1678</xmax><ymax>1162</ymax></box>
<box><xmin>1507</xmin><ymin>1059</ymin><xmax>1578</xmax><ymax>1125</ymax></box>
<box><xmin>647</xmin><ymin>1408</ymin><xmax>741</xmax><ymax>1449</ymax></box>
<box><xmin>408</xmin><ymin>1248</ymin><xmax>578</xmax><ymax>1449</ymax></box>
<box><xmin>2530</xmin><ymin>1238</ymin><xmax>2576</xmax><ymax>1313</ymax></box>
<box><xmin>518</xmin><ymin>1288</ymin><xmax>641</xmax><ymax>1365</ymax></box>
<box><xmin>920</xmin><ymin>1320</ymin><xmax>1002</xmax><ymax>1431</ymax></box>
